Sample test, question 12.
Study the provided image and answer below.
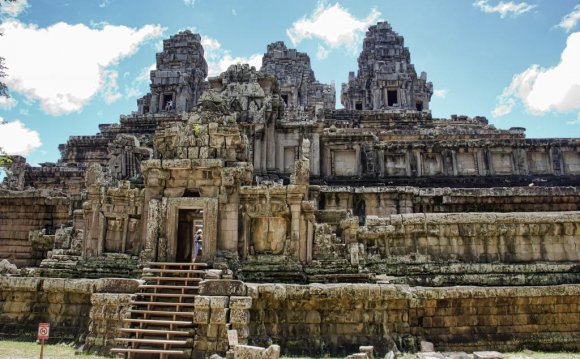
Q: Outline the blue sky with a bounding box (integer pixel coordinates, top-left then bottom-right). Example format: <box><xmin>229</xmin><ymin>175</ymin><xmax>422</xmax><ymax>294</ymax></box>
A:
<box><xmin>0</xmin><ymin>0</ymin><xmax>579</xmax><ymax>166</ymax></box>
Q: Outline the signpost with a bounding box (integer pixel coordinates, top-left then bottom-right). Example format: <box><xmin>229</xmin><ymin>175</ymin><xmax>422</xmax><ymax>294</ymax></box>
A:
<box><xmin>37</xmin><ymin>323</ymin><xmax>49</xmax><ymax>359</ymax></box>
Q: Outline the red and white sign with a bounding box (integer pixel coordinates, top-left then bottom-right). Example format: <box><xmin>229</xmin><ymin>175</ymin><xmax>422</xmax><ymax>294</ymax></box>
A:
<box><xmin>38</xmin><ymin>323</ymin><xmax>50</xmax><ymax>340</ymax></box>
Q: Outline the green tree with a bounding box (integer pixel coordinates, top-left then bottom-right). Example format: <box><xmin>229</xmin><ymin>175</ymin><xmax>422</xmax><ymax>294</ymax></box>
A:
<box><xmin>0</xmin><ymin>0</ymin><xmax>17</xmax><ymax>98</ymax></box>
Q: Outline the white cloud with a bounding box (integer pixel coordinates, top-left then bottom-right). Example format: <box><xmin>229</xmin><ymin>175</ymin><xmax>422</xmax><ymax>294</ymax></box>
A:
<box><xmin>201</xmin><ymin>36</ymin><xmax>262</xmax><ymax>77</ymax></box>
<box><xmin>557</xmin><ymin>5</ymin><xmax>580</xmax><ymax>32</ymax></box>
<box><xmin>473</xmin><ymin>0</ymin><xmax>536</xmax><ymax>18</ymax></box>
<box><xmin>565</xmin><ymin>113</ymin><xmax>580</xmax><ymax>125</ymax></box>
<box><xmin>99</xmin><ymin>0</ymin><xmax>110</xmax><ymax>8</ymax></box>
<box><xmin>433</xmin><ymin>89</ymin><xmax>449</xmax><ymax>98</ymax></box>
<box><xmin>286</xmin><ymin>2</ymin><xmax>381</xmax><ymax>51</ymax></box>
<box><xmin>493</xmin><ymin>32</ymin><xmax>580</xmax><ymax>117</ymax></box>
<box><xmin>136</xmin><ymin>63</ymin><xmax>155</xmax><ymax>83</ymax></box>
<box><xmin>183</xmin><ymin>0</ymin><xmax>196</xmax><ymax>7</ymax></box>
<box><xmin>0</xmin><ymin>0</ymin><xmax>28</xmax><ymax>18</ymax></box>
<box><xmin>0</xmin><ymin>117</ymin><xmax>41</xmax><ymax>156</ymax></box>
<box><xmin>316</xmin><ymin>44</ymin><xmax>329</xmax><ymax>60</ymax></box>
<box><xmin>0</xmin><ymin>19</ymin><xmax>164</xmax><ymax>115</ymax></box>
<box><xmin>101</xmin><ymin>70</ymin><xmax>121</xmax><ymax>104</ymax></box>
<box><xmin>0</xmin><ymin>96</ymin><xmax>17</xmax><ymax>109</ymax></box>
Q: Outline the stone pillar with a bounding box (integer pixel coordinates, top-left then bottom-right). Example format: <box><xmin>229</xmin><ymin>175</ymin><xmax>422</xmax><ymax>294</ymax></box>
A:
<box><xmin>266</xmin><ymin>123</ymin><xmax>276</xmax><ymax>170</ymax></box>
<box><xmin>150</xmin><ymin>93</ymin><xmax>159</xmax><ymax>113</ymax></box>
<box><xmin>312</xmin><ymin>133</ymin><xmax>320</xmax><ymax>176</ymax></box>
<box><xmin>218</xmin><ymin>189</ymin><xmax>239</xmax><ymax>253</ymax></box>
<box><xmin>254</xmin><ymin>137</ymin><xmax>262</xmax><ymax>173</ymax></box>
<box><xmin>290</xmin><ymin>203</ymin><xmax>301</xmax><ymax>259</ymax></box>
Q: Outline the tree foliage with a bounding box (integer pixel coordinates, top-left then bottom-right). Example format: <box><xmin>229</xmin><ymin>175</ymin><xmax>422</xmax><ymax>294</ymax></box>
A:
<box><xmin>0</xmin><ymin>0</ymin><xmax>17</xmax><ymax>98</ymax></box>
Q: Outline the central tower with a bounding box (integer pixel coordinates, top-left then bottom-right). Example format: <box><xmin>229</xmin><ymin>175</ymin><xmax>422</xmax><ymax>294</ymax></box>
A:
<box><xmin>341</xmin><ymin>21</ymin><xmax>433</xmax><ymax>111</ymax></box>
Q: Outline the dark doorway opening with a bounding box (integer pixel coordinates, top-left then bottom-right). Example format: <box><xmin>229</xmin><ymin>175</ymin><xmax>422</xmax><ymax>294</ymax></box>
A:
<box><xmin>355</xmin><ymin>102</ymin><xmax>363</xmax><ymax>110</ymax></box>
<box><xmin>354</xmin><ymin>198</ymin><xmax>366</xmax><ymax>226</ymax></box>
<box><xmin>416</xmin><ymin>102</ymin><xmax>423</xmax><ymax>111</ymax></box>
<box><xmin>387</xmin><ymin>90</ymin><xmax>398</xmax><ymax>107</ymax></box>
<box><xmin>143</xmin><ymin>105</ymin><xmax>150</xmax><ymax>114</ymax></box>
<box><xmin>281</xmin><ymin>94</ymin><xmax>289</xmax><ymax>106</ymax></box>
<box><xmin>163</xmin><ymin>94</ymin><xmax>174</xmax><ymax>111</ymax></box>
<box><xmin>176</xmin><ymin>209</ymin><xmax>204</xmax><ymax>262</ymax></box>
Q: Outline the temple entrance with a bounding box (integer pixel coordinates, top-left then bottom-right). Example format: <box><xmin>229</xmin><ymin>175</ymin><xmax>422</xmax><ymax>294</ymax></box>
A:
<box><xmin>176</xmin><ymin>209</ymin><xmax>204</xmax><ymax>262</ymax></box>
<box><xmin>387</xmin><ymin>90</ymin><xmax>398</xmax><ymax>106</ymax></box>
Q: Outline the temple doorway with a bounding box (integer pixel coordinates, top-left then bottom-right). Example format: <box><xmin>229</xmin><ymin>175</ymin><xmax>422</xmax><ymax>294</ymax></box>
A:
<box><xmin>176</xmin><ymin>209</ymin><xmax>204</xmax><ymax>262</ymax></box>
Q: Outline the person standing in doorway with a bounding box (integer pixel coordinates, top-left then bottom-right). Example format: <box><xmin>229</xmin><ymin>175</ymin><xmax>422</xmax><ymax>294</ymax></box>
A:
<box><xmin>193</xmin><ymin>229</ymin><xmax>203</xmax><ymax>262</ymax></box>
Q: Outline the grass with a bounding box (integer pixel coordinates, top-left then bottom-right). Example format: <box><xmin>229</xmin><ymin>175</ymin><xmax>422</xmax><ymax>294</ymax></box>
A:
<box><xmin>0</xmin><ymin>341</ymin><xmax>578</xmax><ymax>359</ymax></box>
<box><xmin>0</xmin><ymin>340</ymin><xmax>109</xmax><ymax>359</ymax></box>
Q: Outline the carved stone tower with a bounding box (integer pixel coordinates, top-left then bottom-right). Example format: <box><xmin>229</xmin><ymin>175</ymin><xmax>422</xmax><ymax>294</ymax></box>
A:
<box><xmin>341</xmin><ymin>21</ymin><xmax>433</xmax><ymax>111</ymax></box>
<box><xmin>142</xmin><ymin>30</ymin><xmax>208</xmax><ymax>114</ymax></box>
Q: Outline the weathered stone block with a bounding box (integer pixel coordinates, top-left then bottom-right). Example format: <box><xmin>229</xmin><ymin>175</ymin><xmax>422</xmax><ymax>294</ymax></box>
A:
<box><xmin>193</xmin><ymin>310</ymin><xmax>210</xmax><ymax>324</ymax></box>
<box><xmin>229</xmin><ymin>296</ymin><xmax>252</xmax><ymax>310</ymax></box>
<box><xmin>200</xmin><ymin>280</ymin><xmax>246</xmax><ymax>296</ymax></box>
<box><xmin>210</xmin><ymin>308</ymin><xmax>229</xmax><ymax>324</ymax></box>
<box><xmin>473</xmin><ymin>352</ymin><xmax>503</xmax><ymax>359</ymax></box>
<box><xmin>210</xmin><ymin>296</ymin><xmax>229</xmax><ymax>309</ymax></box>
<box><xmin>229</xmin><ymin>309</ymin><xmax>250</xmax><ymax>325</ymax></box>
<box><xmin>194</xmin><ymin>295</ymin><xmax>211</xmax><ymax>310</ymax></box>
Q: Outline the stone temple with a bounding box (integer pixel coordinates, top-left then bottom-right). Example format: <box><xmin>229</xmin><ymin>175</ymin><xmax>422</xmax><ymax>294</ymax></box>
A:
<box><xmin>1</xmin><ymin>22</ymin><xmax>579</xmax><ymax>358</ymax></box>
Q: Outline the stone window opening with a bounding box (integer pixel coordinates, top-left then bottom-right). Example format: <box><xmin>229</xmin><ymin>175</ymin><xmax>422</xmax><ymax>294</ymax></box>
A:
<box><xmin>355</xmin><ymin>102</ymin><xmax>363</xmax><ymax>110</ymax></box>
<box><xmin>416</xmin><ymin>101</ymin><xmax>423</xmax><ymax>111</ymax></box>
<box><xmin>387</xmin><ymin>90</ymin><xmax>398</xmax><ymax>107</ymax></box>
<box><xmin>142</xmin><ymin>105</ymin><xmax>150</xmax><ymax>114</ymax></box>
<box><xmin>281</xmin><ymin>94</ymin><xmax>289</xmax><ymax>106</ymax></box>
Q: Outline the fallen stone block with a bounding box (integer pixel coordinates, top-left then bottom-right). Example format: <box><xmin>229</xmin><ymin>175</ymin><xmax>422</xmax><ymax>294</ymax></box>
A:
<box><xmin>359</xmin><ymin>346</ymin><xmax>374</xmax><ymax>359</ymax></box>
<box><xmin>420</xmin><ymin>341</ymin><xmax>434</xmax><ymax>352</ymax></box>
<box><xmin>473</xmin><ymin>352</ymin><xmax>503</xmax><ymax>359</ymax></box>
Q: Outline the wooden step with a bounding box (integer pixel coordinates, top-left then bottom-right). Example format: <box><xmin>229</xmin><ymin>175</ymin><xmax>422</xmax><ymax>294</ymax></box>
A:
<box><xmin>142</xmin><ymin>268</ymin><xmax>205</xmax><ymax>274</ymax></box>
<box><xmin>138</xmin><ymin>284</ymin><xmax>199</xmax><ymax>291</ymax></box>
<box><xmin>129</xmin><ymin>309</ymin><xmax>194</xmax><ymax>317</ymax></box>
<box><xmin>110</xmin><ymin>348</ymin><xmax>186</xmax><ymax>355</ymax></box>
<box><xmin>143</xmin><ymin>276</ymin><xmax>203</xmax><ymax>282</ymax></box>
<box><xmin>115</xmin><ymin>338</ymin><xmax>189</xmax><ymax>345</ymax></box>
<box><xmin>133</xmin><ymin>293</ymin><xmax>197</xmax><ymax>299</ymax></box>
<box><xmin>147</xmin><ymin>262</ymin><xmax>208</xmax><ymax>267</ymax></box>
<box><xmin>130</xmin><ymin>301</ymin><xmax>196</xmax><ymax>307</ymax></box>
<box><xmin>118</xmin><ymin>328</ymin><xmax>191</xmax><ymax>336</ymax></box>
<box><xmin>123</xmin><ymin>318</ymin><xmax>192</xmax><ymax>326</ymax></box>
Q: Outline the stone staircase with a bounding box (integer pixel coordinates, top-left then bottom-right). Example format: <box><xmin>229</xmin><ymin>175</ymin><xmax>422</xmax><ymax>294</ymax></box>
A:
<box><xmin>110</xmin><ymin>262</ymin><xmax>207</xmax><ymax>359</ymax></box>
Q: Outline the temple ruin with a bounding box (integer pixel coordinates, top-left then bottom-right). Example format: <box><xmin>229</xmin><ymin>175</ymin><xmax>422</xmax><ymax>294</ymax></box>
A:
<box><xmin>0</xmin><ymin>22</ymin><xmax>579</xmax><ymax>358</ymax></box>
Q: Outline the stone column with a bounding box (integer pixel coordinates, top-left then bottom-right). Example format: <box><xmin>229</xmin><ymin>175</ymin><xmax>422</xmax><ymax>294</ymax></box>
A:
<box><xmin>266</xmin><ymin>123</ymin><xmax>276</xmax><ymax>170</ymax></box>
<box><xmin>290</xmin><ymin>203</ymin><xmax>301</xmax><ymax>259</ymax></box>
<box><xmin>150</xmin><ymin>93</ymin><xmax>159</xmax><ymax>113</ymax></box>
<box><xmin>218</xmin><ymin>189</ymin><xmax>239</xmax><ymax>253</ymax></box>
<box><xmin>254</xmin><ymin>137</ymin><xmax>262</xmax><ymax>173</ymax></box>
<box><xmin>312</xmin><ymin>133</ymin><xmax>320</xmax><ymax>176</ymax></box>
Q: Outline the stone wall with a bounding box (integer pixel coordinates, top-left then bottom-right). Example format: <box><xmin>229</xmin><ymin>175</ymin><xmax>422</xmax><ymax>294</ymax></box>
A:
<box><xmin>0</xmin><ymin>191</ymin><xmax>70</xmax><ymax>267</ymax></box>
<box><xmin>0</xmin><ymin>277</ymin><xmax>138</xmax><ymax>347</ymax></box>
<box><xmin>0</xmin><ymin>277</ymin><xmax>93</xmax><ymax>341</ymax></box>
<box><xmin>247</xmin><ymin>283</ymin><xmax>580</xmax><ymax>356</ymax></box>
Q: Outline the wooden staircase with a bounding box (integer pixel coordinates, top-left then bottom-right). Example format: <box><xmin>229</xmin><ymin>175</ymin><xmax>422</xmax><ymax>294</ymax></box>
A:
<box><xmin>111</xmin><ymin>262</ymin><xmax>207</xmax><ymax>359</ymax></box>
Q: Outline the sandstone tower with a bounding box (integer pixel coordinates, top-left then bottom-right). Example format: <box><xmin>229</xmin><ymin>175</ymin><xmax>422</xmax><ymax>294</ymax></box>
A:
<box><xmin>341</xmin><ymin>21</ymin><xmax>433</xmax><ymax>111</ymax></box>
